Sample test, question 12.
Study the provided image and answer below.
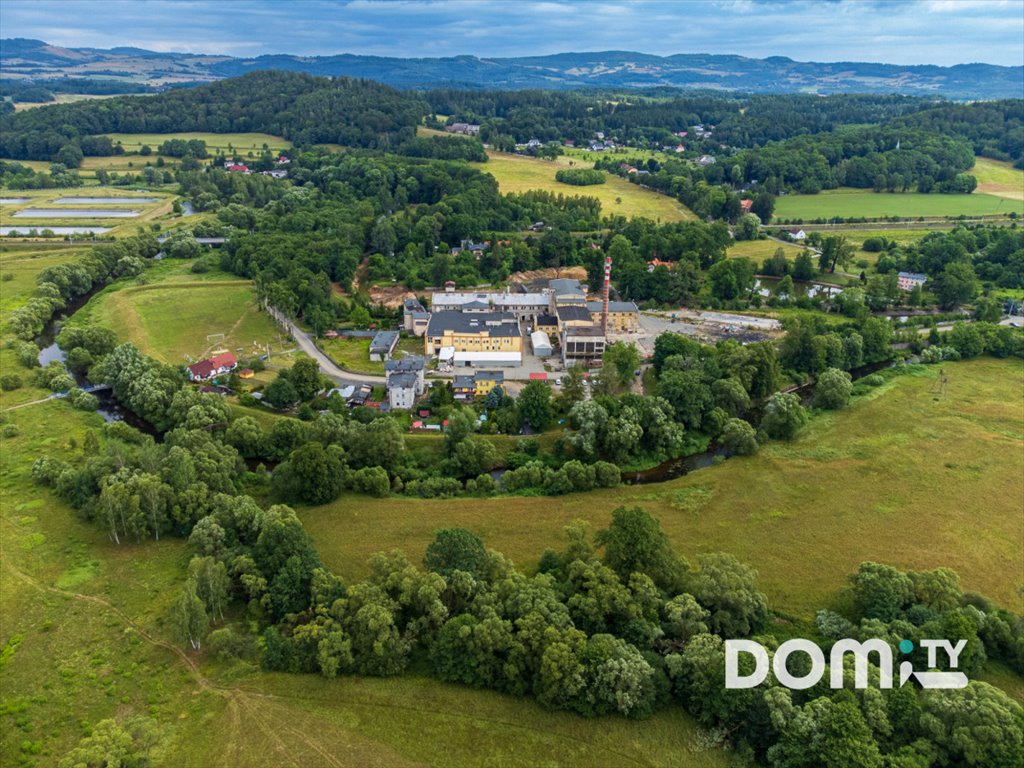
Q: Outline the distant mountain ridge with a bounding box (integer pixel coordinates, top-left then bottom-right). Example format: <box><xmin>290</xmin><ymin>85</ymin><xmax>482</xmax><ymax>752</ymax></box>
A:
<box><xmin>2</xmin><ymin>38</ymin><xmax>1022</xmax><ymax>98</ymax></box>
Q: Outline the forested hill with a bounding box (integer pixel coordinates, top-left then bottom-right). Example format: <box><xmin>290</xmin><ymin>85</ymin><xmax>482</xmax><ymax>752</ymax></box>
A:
<box><xmin>0</xmin><ymin>71</ymin><xmax>428</xmax><ymax>160</ymax></box>
<box><xmin>2</xmin><ymin>38</ymin><xmax>1022</xmax><ymax>98</ymax></box>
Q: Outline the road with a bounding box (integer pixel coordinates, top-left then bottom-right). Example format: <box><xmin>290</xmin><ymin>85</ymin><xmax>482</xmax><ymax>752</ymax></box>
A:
<box><xmin>269</xmin><ymin>310</ymin><xmax>386</xmax><ymax>387</ymax></box>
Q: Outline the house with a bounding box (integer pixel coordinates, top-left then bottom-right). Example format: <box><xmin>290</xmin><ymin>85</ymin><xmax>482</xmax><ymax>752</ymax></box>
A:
<box><xmin>531</xmin><ymin>330</ymin><xmax>553</xmax><ymax>357</ymax></box>
<box><xmin>528</xmin><ymin>221</ymin><xmax>546</xmax><ymax>232</ymax></box>
<box><xmin>424</xmin><ymin>311</ymin><xmax>522</xmax><ymax>366</ymax></box>
<box><xmin>224</xmin><ymin>163</ymin><xmax>249</xmax><ymax>174</ymax></box>
<box><xmin>473</xmin><ymin>371</ymin><xmax>504</xmax><ymax>398</ymax></box>
<box><xmin>586</xmin><ymin>300</ymin><xmax>639</xmax><ymax>333</ymax></box>
<box><xmin>526</xmin><ymin>139</ymin><xmax>543</xmax><ymax>149</ymax></box>
<box><xmin>384</xmin><ymin>355</ymin><xmax>426</xmax><ymax>396</ymax></box>
<box><xmin>740</xmin><ymin>199</ymin><xmax>754</xmax><ymax>213</ymax></box>
<box><xmin>403</xmin><ymin>297</ymin><xmax>430</xmax><ymax>336</ymax></box>
<box><xmin>697</xmin><ymin>155</ymin><xmax>717</xmax><ymax>166</ymax></box>
<box><xmin>348</xmin><ymin>384</ymin><xmax>372</xmax><ymax>407</ymax></box>
<box><xmin>621</xmin><ymin>163</ymin><xmax>638</xmax><ymax>174</ymax></box>
<box><xmin>369</xmin><ymin>330</ymin><xmax>400</xmax><ymax>362</ymax></box>
<box><xmin>275</xmin><ymin>155</ymin><xmax>290</xmax><ymax>165</ymax></box>
<box><xmin>186</xmin><ymin>352</ymin><xmax>237</xmax><ymax>382</ymax></box>
<box><xmin>452</xmin><ymin>374</ymin><xmax>476</xmax><ymax>401</ymax></box>
<box><xmin>260</xmin><ymin>169</ymin><xmax>288</xmax><ymax>179</ymax></box>
<box><xmin>788</xmin><ymin>229</ymin><xmax>807</xmax><ymax>241</ymax></box>
<box><xmin>239</xmin><ymin>369</ymin><xmax>255</xmax><ymax>379</ymax></box>
<box><xmin>445</xmin><ymin>123</ymin><xmax>480</xmax><ymax>136</ymax></box>
<box><xmin>897</xmin><ymin>271</ymin><xmax>928</xmax><ymax>291</ymax></box>
<box><xmin>647</xmin><ymin>258</ymin><xmax>675</xmax><ymax>272</ymax></box>
<box><xmin>387</xmin><ymin>372</ymin><xmax>419</xmax><ymax>410</ymax></box>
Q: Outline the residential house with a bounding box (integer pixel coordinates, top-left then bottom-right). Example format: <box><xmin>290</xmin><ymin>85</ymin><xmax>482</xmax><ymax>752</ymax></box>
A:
<box><xmin>740</xmin><ymin>199</ymin><xmax>754</xmax><ymax>213</ymax></box>
<box><xmin>647</xmin><ymin>258</ymin><xmax>675</xmax><ymax>272</ymax></box>
<box><xmin>384</xmin><ymin>355</ymin><xmax>426</xmax><ymax>397</ymax></box>
<box><xmin>186</xmin><ymin>352</ymin><xmax>237</xmax><ymax>382</ymax></box>
<box><xmin>473</xmin><ymin>370</ymin><xmax>504</xmax><ymax>398</ymax></box>
<box><xmin>369</xmin><ymin>330</ymin><xmax>400</xmax><ymax>361</ymax></box>
<box><xmin>403</xmin><ymin>297</ymin><xmax>430</xmax><ymax>336</ymax></box>
<box><xmin>445</xmin><ymin>123</ymin><xmax>480</xmax><ymax>136</ymax></box>
<box><xmin>897</xmin><ymin>271</ymin><xmax>928</xmax><ymax>292</ymax></box>
<box><xmin>224</xmin><ymin>163</ymin><xmax>250</xmax><ymax>174</ymax></box>
<box><xmin>261</xmin><ymin>169</ymin><xmax>288</xmax><ymax>179</ymax></box>
<box><xmin>424</xmin><ymin>311</ymin><xmax>522</xmax><ymax>366</ymax></box>
<box><xmin>788</xmin><ymin>229</ymin><xmax>807</xmax><ymax>241</ymax></box>
<box><xmin>387</xmin><ymin>372</ymin><xmax>419</xmax><ymax>410</ymax></box>
<box><xmin>275</xmin><ymin>155</ymin><xmax>290</xmax><ymax>165</ymax></box>
<box><xmin>586</xmin><ymin>300</ymin><xmax>639</xmax><ymax>333</ymax></box>
<box><xmin>697</xmin><ymin>155</ymin><xmax>717</xmax><ymax>166</ymax></box>
<box><xmin>452</xmin><ymin>375</ymin><xmax>476</xmax><ymax>401</ymax></box>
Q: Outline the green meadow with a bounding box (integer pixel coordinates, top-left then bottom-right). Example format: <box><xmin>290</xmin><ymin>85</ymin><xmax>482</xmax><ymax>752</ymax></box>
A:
<box><xmin>773</xmin><ymin>188</ymin><xmax>1023</xmax><ymax>221</ymax></box>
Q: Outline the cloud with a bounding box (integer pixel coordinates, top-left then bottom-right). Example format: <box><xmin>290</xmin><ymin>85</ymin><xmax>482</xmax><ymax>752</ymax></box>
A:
<box><xmin>0</xmin><ymin>0</ymin><xmax>1021</xmax><ymax>66</ymax></box>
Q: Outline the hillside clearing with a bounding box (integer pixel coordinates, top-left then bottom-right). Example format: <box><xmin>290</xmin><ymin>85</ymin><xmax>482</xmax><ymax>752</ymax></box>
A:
<box><xmin>773</xmin><ymin>188</ymin><xmax>1023</xmax><ymax>220</ymax></box>
<box><xmin>478</xmin><ymin>151</ymin><xmax>696</xmax><ymax>223</ymax></box>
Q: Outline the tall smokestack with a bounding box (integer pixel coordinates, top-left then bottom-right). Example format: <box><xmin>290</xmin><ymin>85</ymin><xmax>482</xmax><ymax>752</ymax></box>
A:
<box><xmin>602</xmin><ymin>256</ymin><xmax>611</xmax><ymax>335</ymax></box>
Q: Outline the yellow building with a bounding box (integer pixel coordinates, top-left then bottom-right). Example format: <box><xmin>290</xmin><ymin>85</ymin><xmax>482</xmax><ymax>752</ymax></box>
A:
<box><xmin>473</xmin><ymin>371</ymin><xmax>504</xmax><ymax>397</ymax></box>
<box><xmin>425</xmin><ymin>311</ymin><xmax>523</xmax><ymax>366</ymax></box>
<box><xmin>587</xmin><ymin>301</ymin><xmax>639</xmax><ymax>333</ymax></box>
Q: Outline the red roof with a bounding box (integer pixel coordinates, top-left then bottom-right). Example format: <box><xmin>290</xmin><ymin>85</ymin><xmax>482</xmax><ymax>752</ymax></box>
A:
<box><xmin>529</xmin><ymin>372</ymin><xmax>547</xmax><ymax>380</ymax></box>
<box><xmin>740</xmin><ymin>199</ymin><xmax>754</xmax><ymax>211</ymax></box>
<box><xmin>226</xmin><ymin>163</ymin><xmax>248</xmax><ymax>172</ymax></box>
<box><xmin>211</xmin><ymin>352</ymin><xmax>237</xmax><ymax>369</ymax></box>
<box><xmin>187</xmin><ymin>360</ymin><xmax>216</xmax><ymax>380</ymax></box>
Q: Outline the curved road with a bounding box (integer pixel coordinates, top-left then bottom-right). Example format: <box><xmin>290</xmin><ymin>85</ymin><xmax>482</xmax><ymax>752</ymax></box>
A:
<box><xmin>272</xmin><ymin>312</ymin><xmax>386</xmax><ymax>387</ymax></box>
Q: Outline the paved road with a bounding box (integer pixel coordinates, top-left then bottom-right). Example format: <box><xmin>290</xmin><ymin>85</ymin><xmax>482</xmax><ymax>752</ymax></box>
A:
<box><xmin>269</xmin><ymin>310</ymin><xmax>386</xmax><ymax>386</ymax></box>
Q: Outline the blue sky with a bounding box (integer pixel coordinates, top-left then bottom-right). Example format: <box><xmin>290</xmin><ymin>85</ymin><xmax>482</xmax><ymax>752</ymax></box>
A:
<box><xmin>2</xmin><ymin>0</ymin><xmax>1023</xmax><ymax>66</ymax></box>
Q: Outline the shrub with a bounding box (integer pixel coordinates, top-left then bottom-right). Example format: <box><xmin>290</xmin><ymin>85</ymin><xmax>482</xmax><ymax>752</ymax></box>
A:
<box><xmin>862</xmin><ymin>374</ymin><xmax>885</xmax><ymax>387</ymax></box>
<box><xmin>1</xmin><ymin>423</ymin><xmax>19</xmax><ymax>438</ymax></box>
<box><xmin>813</xmin><ymin>368</ymin><xmax>853</xmax><ymax>410</ymax></box>
<box><xmin>720</xmin><ymin>418</ymin><xmax>758</xmax><ymax>455</ymax></box>
<box><xmin>0</xmin><ymin>374</ymin><xmax>22</xmax><ymax>391</ymax></box>
<box><xmin>555</xmin><ymin>168</ymin><xmax>605</xmax><ymax>186</ymax></box>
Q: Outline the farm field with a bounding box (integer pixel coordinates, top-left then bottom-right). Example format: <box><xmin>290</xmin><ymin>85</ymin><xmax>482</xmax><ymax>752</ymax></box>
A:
<box><xmin>477</xmin><ymin>151</ymin><xmax>696</xmax><ymax>223</ymax></box>
<box><xmin>100</xmin><ymin>131</ymin><xmax>292</xmax><ymax>154</ymax></box>
<box><xmin>303</xmin><ymin>358</ymin><xmax>1024</xmax><ymax>621</ymax></box>
<box><xmin>0</xmin><ymin>399</ymin><xmax>726</xmax><ymax>768</ymax></box>
<box><xmin>773</xmin><ymin>188</ymin><xmax>1023</xmax><ymax>220</ymax></box>
<box><xmin>68</xmin><ymin>265</ymin><xmax>286</xmax><ymax>364</ymax></box>
<box><xmin>726</xmin><ymin>238</ymin><xmax>805</xmax><ymax>263</ymax></box>
<box><xmin>970</xmin><ymin>157</ymin><xmax>1024</xmax><ymax>201</ymax></box>
<box><xmin>11</xmin><ymin>93</ymin><xmax>122</xmax><ymax>111</ymax></box>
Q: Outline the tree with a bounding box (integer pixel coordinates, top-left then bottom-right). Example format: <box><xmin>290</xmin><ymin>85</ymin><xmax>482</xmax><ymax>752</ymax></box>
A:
<box><xmin>735</xmin><ymin>213</ymin><xmax>761</xmax><ymax>241</ymax></box>
<box><xmin>595</xmin><ymin>506</ymin><xmax>687</xmax><ymax>592</ymax></box>
<box><xmin>451</xmin><ymin>435</ymin><xmax>498</xmax><ymax>477</ymax></box>
<box><xmin>813</xmin><ymin>367</ymin><xmax>853</xmax><ymax>410</ymax></box>
<box><xmin>688</xmin><ymin>552</ymin><xmax>768</xmax><ymax>637</ymax></box>
<box><xmin>58</xmin><ymin>717</ymin><xmax>161</xmax><ymax>768</ymax></box>
<box><xmin>820</xmin><ymin>235</ymin><xmax>855</xmax><ymax>273</ymax></box>
<box><xmin>711</xmin><ymin>377</ymin><xmax>750</xmax><ymax>416</ymax></box>
<box><xmin>760</xmin><ymin>392</ymin><xmax>808</xmax><ymax>440</ymax></box>
<box><xmin>720</xmin><ymin>418</ymin><xmax>758</xmax><ymax>455</ymax></box>
<box><xmin>275</xmin><ymin>442</ymin><xmax>344</xmax><ymax>504</ymax></box>
<box><xmin>289</xmin><ymin>357</ymin><xmax>323</xmax><ymax>401</ymax></box>
<box><xmin>602</xmin><ymin>341</ymin><xmax>641</xmax><ymax>393</ymax></box>
<box><xmin>424</xmin><ymin>527</ymin><xmax>487</xmax><ymax>578</ymax></box>
<box><xmin>850</xmin><ymin>562</ymin><xmax>913</xmax><ymax>621</ymax></box>
<box><xmin>171</xmin><ymin>582</ymin><xmax>209</xmax><ymax>650</ymax></box>
<box><xmin>792</xmin><ymin>251</ymin><xmax>816</xmax><ymax>281</ymax></box>
<box><xmin>517</xmin><ymin>380</ymin><xmax>553</xmax><ymax>430</ymax></box>
<box><xmin>935</xmin><ymin>262</ymin><xmax>979</xmax><ymax>309</ymax></box>
<box><xmin>263</xmin><ymin>374</ymin><xmax>299</xmax><ymax>409</ymax></box>
<box><xmin>188</xmin><ymin>556</ymin><xmax>230</xmax><ymax>622</ymax></box>
<box><xmin>708</xmin><ymin>258</ymin><xmax>756</xmax><ymax>300</ymax></box>
<box><xmin>559</xmin><ymin>365</ymin><xmax>586</xmax><ymax>411</ymax></box>
<box><xmin>768</xmin><ymin>697</ymin><xmax>884</xmax><ymax>768</ymax></box>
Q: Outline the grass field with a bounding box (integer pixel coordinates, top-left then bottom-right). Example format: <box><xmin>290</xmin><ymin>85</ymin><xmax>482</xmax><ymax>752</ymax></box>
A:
<box><xmin>477</xmin><ymin>151</ymin><xmax>695</xmax><ymax>223</ymax></box>
<box><xmin>101</xmin><ymin>132</ymin><xmax>292</xmax><ymax>155</ymax></box>
<box><xmin>303</xmin><ymin>358</ymin><xmax>1024</xmax><ymax>620</ymax></box>
<box><xmin>970</xmin><ymin>157</ymin><xmax>1024</xmax><ymax>201</ymax></box>
<box><xmin>0</xmin><ymin>400</ymin><xmax>727</xmax><ymax>768</ymax></box>
<box><xmin>12</xmin><ymin>93</ymin><xmax>121</xmax><ymax>111</ymax></box>
<box><xmin>68</xmin><ymin>264</ymin><xmax>286</xmax><ymax>364</ymax></box>
<box><xmin>773</xmin><ymin>188</ymin><xmax>1023</xmax><ymax>221</ymax></box>
<box><xmin>726</xmin><ymin>238</ymin><xmax>805</xmax><ymax>263</ymax></box>
<box><xmin>318</xmin><ymin>335</ymin><xmax>423</xmax><ymax>375</ymax></box>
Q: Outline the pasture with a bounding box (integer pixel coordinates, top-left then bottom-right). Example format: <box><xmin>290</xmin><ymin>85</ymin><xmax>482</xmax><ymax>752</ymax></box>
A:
<box><xmin>773</xmin><ymin>188</ymin><xmax>1023</xmax><ymax>221</ymax></box>
<box><xmin>726</xmin><ymin>238</ymin><xmax>805</xmax><ymax>263</ymax></box>
<box><xmin>101</xmin><ymin>131</ymin><xmax>292</xmax><ymax>155</ymax></box>
<box><xmin>302</xmin><ymin>358</ymin><xmax>1024</xmax><ymax>620</ymax></box>
<box><xmin>477</xmin><ymin>151</ymin><xmax>696</xmax><ymax>223</ymax></box>
<box><xmin>970</xmin><ymin>157</ymin><xmax>1024</xmax><ymax>201</ymax></box>
<box><xmin>69</xmin><ymin>266</ymin><xmax>286</xmax><ymax>364</ymax></box>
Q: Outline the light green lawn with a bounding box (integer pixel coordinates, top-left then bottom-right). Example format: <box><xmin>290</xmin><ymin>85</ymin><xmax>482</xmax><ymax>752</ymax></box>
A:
<box><xmin>773</xmin><ymin>188</ymin><xmax>1023</xmax><ymax>220</ymax></box>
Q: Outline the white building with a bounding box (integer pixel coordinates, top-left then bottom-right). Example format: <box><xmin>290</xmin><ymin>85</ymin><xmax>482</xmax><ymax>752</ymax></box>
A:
<box><xmin>531</xmin><ymin>330</ymin><xmax>553</xmax><ymax>357</ymax></box>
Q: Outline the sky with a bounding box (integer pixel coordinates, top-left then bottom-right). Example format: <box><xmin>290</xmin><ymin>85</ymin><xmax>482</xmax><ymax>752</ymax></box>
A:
<box><xmin>1</xmin><ymin>0</ymin><xmax>1023</xmax><ymax>67</ymax></box>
